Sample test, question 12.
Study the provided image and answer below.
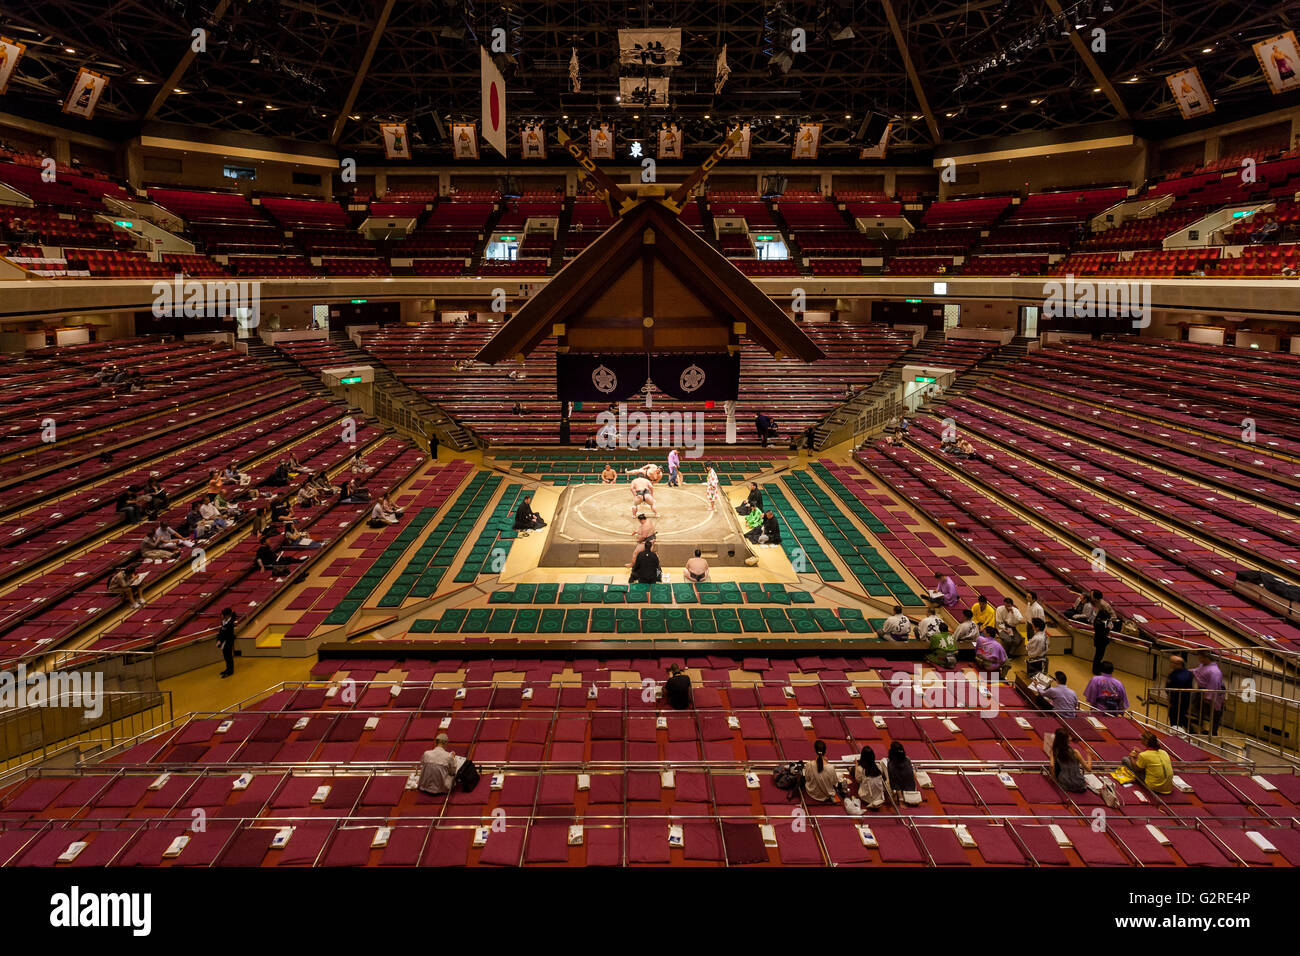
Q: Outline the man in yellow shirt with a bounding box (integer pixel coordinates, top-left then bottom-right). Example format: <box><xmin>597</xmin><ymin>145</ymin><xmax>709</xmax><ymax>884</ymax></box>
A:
<box><xmin>970</xmin><ymin>595</ymin><xmax>996</xmax><ymax>633</ymax></box>
<box><xmin>1124</xmin><ymin>732</ymin><xmax>1174</xmax><ymax>794</ymax></box>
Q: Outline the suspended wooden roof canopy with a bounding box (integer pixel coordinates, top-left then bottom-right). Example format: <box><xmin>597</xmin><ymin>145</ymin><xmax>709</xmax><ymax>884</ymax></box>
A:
<box><xmin>474</xmin><ymin>129</ymin><xmax>826</xmax><ymax>366</ymax></box>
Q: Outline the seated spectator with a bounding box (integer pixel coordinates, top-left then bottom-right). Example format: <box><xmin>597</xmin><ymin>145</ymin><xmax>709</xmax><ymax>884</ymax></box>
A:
<box><xmin>309</xmin><ymin>472</ymin><xmax>336</xmax><ymax>494</ymax></box>
<box><xmin>851</xmin><ymin>746</ymin><xmax>887</xmax><ymax>809</ymax></box>
<box><xmin>629</xmin><ymin>540</ymin><xmax>663</xmax><ymax>583</ymax></box>
<box><xmin>223</xmin><ymin>461</ymin><xmax>249</xmax><ymax>485</ymax></box>
<box><xmin>664</xmin><ymin>663</ymin><xmax>692</xmax><ymax>710</ymax></box>
<box><xmin>879</xmin><ymin>606</ymin><xmax>913</xmax><ymax>640</ymax></box>
<box><xmin>955</xmin><ymin>438</ymin><xmax>975</xmax><ymax>457</ymax></box>
<box><xmin>262</xmin><ymin>460</ymin><xmax>291</xmax><ymax>488</ymax></box>
<box><xmin>144</xmin><ymin>522</ymin><xmax>187</xmax><ymax>552</ymax></box>
<box><xmin>417</xmin><ymin>733</ymin><xmax>457</xmax><ymax>795</ymax></box>
<box><xmin>880</xmin><ymin>740</ymin><xmax>918</xmax><ymax>802</ymax></box>
<box><xmin>141</xmin><ymin>476</ymin><xmax>168</xmax><ymax>518</ymax></box>
<box><xmin>970</xmin><ymin>594</ymin><xmax>996</xmax><ymax>632</ymax></box>
<box><xmin>925</xmin><ymin>621</ymin><xmax>957</xmax><ymax>668</ymax></box>
<box><xmin>281</xmin><ymin>521</ymin><xmax>323</xmax><ymax>549</ymax></box>
<box><xmin>743</xmin><ymin>509</ymin><xmax>781</xmax><ymax>546</ymax></box>
<box><xmin>369</xmin><ymin>497</ymin><xmax>400</xmax><ymax>526</ymax></box>
<box><xmin>513</xmin><ymin>495</ymin><xmax>546</xmax><ymax>531</ymax></box>
<box><xmin>1065</xmin><ymin>588</ymin><xmax>1096</xmax><ymax>624</ymax></box>
<box><xmin>916</xmin><ymin>608</ymin><xmax>944</xmax><ymax>642</ymax></box>
<box><xmin>927</xmin><ymin>572</ymin><xmax>958</xmax><ymax>607</ymax></box>
<box><xmin>974</xmin><ymin>628</ymin><xmax>1007</xmax><ymax>675</ymax></box>
<box><xmin>1084</xmin><ymin>661</ymin><xmax>1129</xmax><ymax>713</ymax></box>
<box><xmin>297</xmin><ymin>482</ymin><xmax>320</xmax><ymax>507</ymax></box>
<box><xmin>1025</xmin><ymin>618</ymin><xmax>1049</xmax><ymax>677</ymax></box>
<box><xmin>1046</xmin><ymin>728</ymin><xmax>1092</xmax><ymax>793</ymax></box>
<box><xmin>206</xmin><ymin>469</ymin><xmax>224</xmax><ymax>495</ymax></box>
<box><xmin>1122</xmin><ymin>731</ymin><xmax>1174</xmax><ymax>794</ymax></box>
<box><xmin>951</xmin><ymin>607</ymin><xmax>980</xmax><ymax>644</ymax></box>
<box><xmin>286</xmin><ymin>452</ymin><xmax>314</xmax><ymax>476</ymax></box>
<box><xmin>253</xmin><ymin>534</ymin><xmax>296</xmax><ymax>576</ymax></box>
<box><xmin>107</xmin><ymin>562</ymin><xmax>145</xmax><ymax>609</ymax></box>
<box><xmin>600</xmin><ymin>463</ymin><xmax>617</xmax><ymax>483</ymax></box>
<box><xmin>995</xmin><ymin>597</ymin><xmax>1025</xmax><ymax>656</ymax></box>
<box><xmin>116</xmin><ymin>485</ymin><xmax>142</xmax><ymax>524</ymax></box>
<box><xmin>1042</xmin><ymin>671</ymin><xmax>1079</xmax><ymax>717</ymax></box>
<box><xmin>182</xmin><ymin>503</ymin><xmax>211</xmax><ymax>541</ymax></box>
<box><xmin>683</xmin><ymin>549</ymin><xmax>709</xmax><ymax>583</ymax></box>
<box><xmin>198</xmin><ymin>494</ymin><xmax>230</xmax><ymax>532</ymax></box>
<box><xmin>339</xmin><ymin>479</ymin><xmax>371</xmax><ymax>503</ymax></box>
<box><xmin>212</xmin><ymin>489</ymin><xmax>240</xmax><ymax>516</ymax></box>
<box><xmin>802</xmin><ymin>740</ymin><xmax>843</xmax><ymax>803</ymax></box>
<box><xmin>737</xmin><ymin>482</ymin><xmax>762</xmax><ymax>516</ymax></box>
<box><xmin>350</xmin><ymin>451</ymin><xmax>373</xmax><ymax>475</ymax></box>
<box><xmin>269</xmin><ymin>497</ymin><xmax>294</xmax><ymax>525</ymax></box>
<box><xmin>583</xmin><ymin>435</ymin><xmax>598</xmax><ymax>450</ymax></box>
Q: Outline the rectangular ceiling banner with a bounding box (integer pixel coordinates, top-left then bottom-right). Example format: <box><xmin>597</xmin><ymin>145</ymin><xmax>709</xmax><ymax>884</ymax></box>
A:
<box><xmin>0</xmin><ymin>37</ymin><xmax>27</xmax><ymax>95</ymax></box>
<box><xmin>618</xmin><ymin>29</ymin><xmax>683</xmax><ymax>67</ymax></box>
<box><xmin>1166</xmin><ymin>67</ymin><xmax>1214</xmax><ymax>119</ymax></box>
<box><xmin>381</xmin><ymin>123</ymin><xmax>411</xmax><ymax>160</ymax></box>
<box><xmin>63</xmin><ymin>67</ymin><xmax>107</xmax><ymax>119</ymax></box>
<box><xmin>1254</xmin><ymin>32</ymin><xmax>1300</xmax><ymax>95</ymax></box>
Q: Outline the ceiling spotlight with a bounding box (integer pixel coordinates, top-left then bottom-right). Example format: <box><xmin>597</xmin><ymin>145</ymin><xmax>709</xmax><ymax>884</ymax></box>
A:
<box><xmin>1029</xmin><ymin>98</ymin><xmax>1040</xmax><ymax>104</ymax></box>
<box><xmin>561</xmin><ymin>114</ymin><xmax>568</xmax><ymax>119</ymax></box>
<box><xmin>1093</xmin><ymin>87</ymin><xmax>1101</xmax><ymax>93</ymax></box>
<box><xmin>235</xmin><ymin>99</ymin><xmax>244</xmax><ymax>104</ymax></box>
<box><xmin>135</xmin><ymin>76</ymin><xmax>149</xmax><ymax>83</ymax></box>
<box><xmin>64</xmin><ymin>47</ymin><xmax>77</xmax><ymax>54</ymax></box>
<box><xmin>704</xmin><ymin>114</ymin><xmax>710</xmax><ymax>119</ymax></box>
<box><xmin>945</xmin><ymin>111</ymin><xmax>955</xmax><ymax>117</ymax></box>
<box><xmin>1202</xmin><ymin>46</ymin><xmax>1213</xmax><ymax>53</ymax></box>
<box><xmin>1000</xmin><ymin>103</ymin><xmax>1008</xmax><ymax>109</ymax></box>
<box><xmin>615</xmin><ymin>94</ymin><xmax>622</xmax><ymax>102</ymax></box>
<box><xmin>911</xmin><ymin>114</ymin><xmax>921</xmax><ymax>120</ymax></box>
<box><xmin>350</xmin><ymin>114</ymin><xmax>361</xmax><ymax>120</ymax></box>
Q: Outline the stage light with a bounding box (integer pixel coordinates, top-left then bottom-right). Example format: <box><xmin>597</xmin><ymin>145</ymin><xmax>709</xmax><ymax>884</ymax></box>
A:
<box><xmin>64</xmin><ymin>47</ymin><xmax>77</xmax><ymax>54</ymax></box>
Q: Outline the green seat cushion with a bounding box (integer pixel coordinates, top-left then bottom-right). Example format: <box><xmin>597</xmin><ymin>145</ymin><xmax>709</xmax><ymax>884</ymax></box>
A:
<box><xmin>564</xmin><ymin>609</ymin><xmax>590</xmax><ymax>633</ymax></box>
<box><xmin>538</xmin><ymin>608</ymin><xmax>565</xmax><ymax>633</ymax></box>
<box><xmin>488</xmin><ymin>590</ymin><xmax>514</xmax><ymax>604</ymax></box>
<box><xmin>533</xmin><ymin>582</ymin><xmax>559</xmax><ymax>604</ymax></box>
<box><xmin>435</xmin><ymin>608</ymin><xmax>467</xmax><ymax>632</ymax></box>
<box><xmin>488</xmin><ymin>608</ymin><xmax>516</xmax><ymax>631</ymax></box>
<box><xmin>512</xmin><ymin>609</ymin><xmax>540</xmax><ymax>633</ymax></box>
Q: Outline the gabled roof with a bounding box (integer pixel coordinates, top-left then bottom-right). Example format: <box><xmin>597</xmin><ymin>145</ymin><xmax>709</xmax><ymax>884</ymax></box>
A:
<box><xmin>474</xmin><ymin>198</ymin><xmax>826</xmax><ymax>364</ymax></box>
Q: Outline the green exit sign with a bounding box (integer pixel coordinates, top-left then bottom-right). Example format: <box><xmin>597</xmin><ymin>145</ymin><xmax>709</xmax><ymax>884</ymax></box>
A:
<box><xmin>915</xmin><ymin>376</ymin><xmax>937</xmax><ymax>384</ymax></box>
<box><xmin>754</xmin><ymin>234</ymin><xmax>774</xmax><ymax>241</ymax></box>
<box><xmin>114</xmin><ymin>220</ymin><xmax>133</xmax><ymax>228</ymax></box>
<box><xmin>350</xmin><ymin>298</ymin><xmax>367</xmax><ymax>304</ymax></box>
<box><xmin>340</xmin><ymin>375</ymin><xmax>363</xmax><ymax>384</ymax></box>
<box><xmin>498</xmin><ymin>235</ymin><xmax>517</xmax><ymax>241</ymax></box>
<box><xmin>904</xmin><ymin>298</ymin><xmax>923</xmax><ymax>304</ymax></box>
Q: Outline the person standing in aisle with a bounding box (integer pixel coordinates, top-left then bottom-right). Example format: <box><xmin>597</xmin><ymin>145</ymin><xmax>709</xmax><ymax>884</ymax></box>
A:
<box><xmin>216</xmin><ymin>607</ymin><xmax>238</xmax><ymax>679</ymax></box>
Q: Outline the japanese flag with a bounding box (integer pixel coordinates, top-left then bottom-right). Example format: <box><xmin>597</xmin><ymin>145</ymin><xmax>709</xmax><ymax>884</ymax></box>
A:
<box><xmin>481</xmin><ymin>47</ymin><xmax>507</xmax><ymax>158</ymax></box>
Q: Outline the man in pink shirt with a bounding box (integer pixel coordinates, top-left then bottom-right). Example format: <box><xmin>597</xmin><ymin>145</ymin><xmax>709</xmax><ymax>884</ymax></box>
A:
<box><xmin>1192</xmin><ymin>652</ymin><xmax>1226</xmax><ymax>736</ymax></box>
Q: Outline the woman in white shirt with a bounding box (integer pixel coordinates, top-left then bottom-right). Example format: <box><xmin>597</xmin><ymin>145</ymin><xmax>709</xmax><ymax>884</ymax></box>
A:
<box><xmin>802</xmin><ymin>740</ymin><xmax>843</xmax><ymax>802</ymax></box>
<box><xmin>851</xmin><ymin>746</ymin><xmax>887</xmax><ymax>809</ymax></box>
